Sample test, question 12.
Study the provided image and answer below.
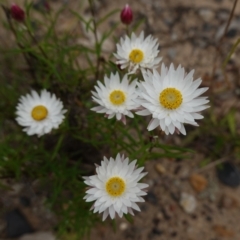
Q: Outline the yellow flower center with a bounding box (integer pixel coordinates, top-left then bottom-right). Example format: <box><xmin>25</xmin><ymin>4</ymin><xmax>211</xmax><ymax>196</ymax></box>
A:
<box><xmin>109</xmin><ymin>90</ymin><xmax>126</xmax><ymax>105</ymax></box>
<box><xmin>129</xmin><ymin>49</ymin><xmax>144</xmax><ymax>63</ymax></box>
<box><xmin>159</xmin><ymin>88</ymin><xmax>183</xmax><ymax>110</ymax></box>
<box><xmin>106</xmin><ymin>176</ymin><xmax>126</xmax><ymax>197</ymax></box>
<box><xmin>31</xmin><ymin>105</ymin><xmax>48</xmax><ymax>121</ymax></box>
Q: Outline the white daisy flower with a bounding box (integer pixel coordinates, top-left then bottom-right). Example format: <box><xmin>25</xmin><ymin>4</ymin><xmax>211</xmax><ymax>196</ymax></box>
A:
<box><xmin>136</xmin><ymin>64</ymin><xmax>209</xmax><ymax>135</ymax></box>
<box><xmin>83</xmin><ymin>153</ymin><xmax>148</xmax><ymax>221</ymax></box>
<box><xmin>91</xmin><ymin>72</ymin><xmax>140</xmax><ymax>124</ymax></box>
<box><xmin>114</xmin><ymin>31</ymin><xmax>162</xmax><ymax>74</ymax></box>
<box><xmin>16</xmin><ymin>89</ymin><xmax>67</xmax><ymax>137</ymax></box>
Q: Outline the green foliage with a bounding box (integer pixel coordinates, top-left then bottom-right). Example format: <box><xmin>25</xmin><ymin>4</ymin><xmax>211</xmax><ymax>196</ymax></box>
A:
<box><xmin>0</xmin><ymin>0</ymin><xmax>214</xmax><ymax>239</ymax></box>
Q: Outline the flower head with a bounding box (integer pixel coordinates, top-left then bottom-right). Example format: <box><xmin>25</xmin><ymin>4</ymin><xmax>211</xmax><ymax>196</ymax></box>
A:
<box><xmin>10</xmin><ymin>4</ymin><xmax>25</xmax><ymax>22</ymax></box>
<box><xmin>120</xmin><ymin>4</ymin><xmax>133</xmax><ymax>25</ymax></box>
<box><xmin>91</xmin><ymin>72</ymin><xmax>140</xmax><ymax>123</ymax></box>
<box><xmin>114</xmin><ymin>31</ymin><xmax>162</xmax><ymax>74</ymax></box>
<box><xmin>16</xmin><ymin>90</ymin><xmax>67</xmax><ymax>137</ymax></box>
<box><xmin>136</xmin><ymin>63</ymin><xmax>209</xmax><ymax>135</ymax></box>
<box><xmin>83</xmin><ymin>154</ymin><xmax>148</xmax><ymax>221</ymax></box>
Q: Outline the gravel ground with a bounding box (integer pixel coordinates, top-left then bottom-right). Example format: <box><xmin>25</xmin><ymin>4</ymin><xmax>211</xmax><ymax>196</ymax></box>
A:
<box><xmin>1</xmin><ymin>0</ymin><xmax>240</xmax><ymax>239</ymax></box>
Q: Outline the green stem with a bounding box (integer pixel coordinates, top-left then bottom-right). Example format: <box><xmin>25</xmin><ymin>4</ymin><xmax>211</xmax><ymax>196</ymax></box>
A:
<box><xmin>1</xmin><ymin>5</ymin><xmax>36</xmax><ymax>79</ymax></box>
<box><xmin>25</xmin><ymin>24</ymin><xmax>49</xmax><ymax>59</ymax></box>
<box><xmin>126</xmin><ymin>24</ymin><xmax>129</xmax><ymax>36</ymax></box>
<box><xmin>222</xmin><ymin>38</ymin><xmax>240</xmax><ymax>69</ymax></box>
<box><xmin>210</xmin><ymin>0</ymin><xmax>238</xmax><ymax>92</ymax></box>
<box><xmin>88</xmin><ymin>0</ymin><xmax>101</xmax><ymax>80</ymax></box>
<box><xmin>51</xmin><ymin>134</ymin><xmax>64</xmax><ymax>161</ymax></box>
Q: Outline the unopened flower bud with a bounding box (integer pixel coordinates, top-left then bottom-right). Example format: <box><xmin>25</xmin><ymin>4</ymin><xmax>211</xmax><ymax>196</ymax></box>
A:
<box><xmin>120</xmin><ymin>4</ymin><xmax>133</xmax><ymax>25</ymax></box>
<box><xmin>10</xmin><ymin>4</ymin><xmax>25</xmax><ymax>22</ymax></box>
<box><xmin>44</xmin><ymin>2</ymin><xmax>51</xmax><ymax>12</ymax></box>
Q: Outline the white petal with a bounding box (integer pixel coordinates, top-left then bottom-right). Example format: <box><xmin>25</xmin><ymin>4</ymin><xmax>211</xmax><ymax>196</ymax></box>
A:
<box><xmin>147</xmin><ymin>118</ymin><xmax>159</xmax><ymax>131</ymax></box>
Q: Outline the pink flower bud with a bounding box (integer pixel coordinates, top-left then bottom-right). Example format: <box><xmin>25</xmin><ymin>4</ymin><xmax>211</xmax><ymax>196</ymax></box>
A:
<box><xmin>120</xmin><ymin>4</ymin><xmax>133</xmax><ymax>25</ymax></box>
<box><xmin>10</xmin><ymin>4</ymin><xmax>25</xmax><ymax>22</ymax></box>
<box><xmin>44</xmin><ymin>2</ymin><xmax>51</xmax><ymax>12</ymax></box>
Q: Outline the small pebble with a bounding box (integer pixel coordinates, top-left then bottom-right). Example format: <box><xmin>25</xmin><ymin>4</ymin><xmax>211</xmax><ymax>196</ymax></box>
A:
<box><xmin>179</xmin><ymin>192</ymin><xmax>197</xmax><ymax>214</ymax></box>
<box><xmin>189</xmin><ymin>173</ymin><xmax>208</xmax><ymax>192</ymax></box>
<box><xmin>20</xmin><ymin>196</ymin><xmax>31</xmax><ymax>207</ymax></box>
<box><xmin>206</xmin><ymin>216</ymin><xmax>212</xmax><ymax>222</ymax></box>
<box><xmin>5</xmin><ymin>209</ymin><xmax>33</xmax><ymax>238</ymax></box>
<box><xmin>120</xmin><ymin>222</ymin><xmax>128</xmax><ymax>231</ymax></box>
<box><xmin>217</xmin><ymin>162</ymin><xmax>240</xmax><ymax>187</ymax></box>
<box><xmin>155</xmin><ymin>163</ymin><xmax>166</xmax><ymax>175</ymax></box>
<box><xmin>146</xmin><ymin>192</ymin><xmax>158</xmax><ymax>205</ymax></box>
<box><xmin>151</xmin><ymin>227</ymin><xmax>163</xmax><ymax>235</ymax></box>
<box><xmin>198</xmin><ymin>8</ymin><xmax>215</xmax><ymax>21</ymax></box>
<box><xmin>9</xmin><ymin>183</ymin><xmax>24</xmax><ymax>195</ymax></box>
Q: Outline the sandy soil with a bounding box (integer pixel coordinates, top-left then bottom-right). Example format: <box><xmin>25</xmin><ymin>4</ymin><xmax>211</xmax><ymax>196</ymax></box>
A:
<box><xmin>1</xmin><ymin>0</ymin><xmax>240</xmax><ymax>239</ymax></box>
